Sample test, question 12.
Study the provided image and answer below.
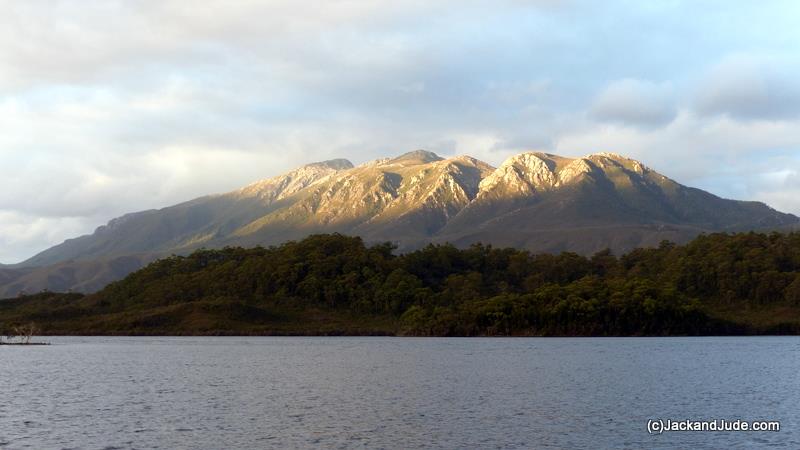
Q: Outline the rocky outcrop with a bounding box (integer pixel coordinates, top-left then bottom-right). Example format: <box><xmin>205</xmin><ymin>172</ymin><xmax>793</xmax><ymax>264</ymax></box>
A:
<box><xmin>235</xmin><ymin>159</ymin><xmax>353</xmax><ymax>202</ymax></box>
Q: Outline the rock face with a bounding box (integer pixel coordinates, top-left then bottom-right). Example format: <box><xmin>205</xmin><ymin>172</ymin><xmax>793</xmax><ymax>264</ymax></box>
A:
<box><xmin>2</xmin><ymin>150</ymin><xmax>797</xmax><ymax>296</ymax></box>
<box><xmin>236</xmin><ymin>158</ymin><xmax>353</xmax><ymax>202</ymax></box>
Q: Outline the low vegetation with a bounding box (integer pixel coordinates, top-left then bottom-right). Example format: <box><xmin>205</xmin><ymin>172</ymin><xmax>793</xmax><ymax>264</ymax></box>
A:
<box><xmin>0</xmin><ymin>321</ymin><xmax>43</xmax><ymax>344</ymax></box>
<box><xmin>2</xmin><ymin>232</ymin><xmax>800</xmax><ymax>336</ymax></box>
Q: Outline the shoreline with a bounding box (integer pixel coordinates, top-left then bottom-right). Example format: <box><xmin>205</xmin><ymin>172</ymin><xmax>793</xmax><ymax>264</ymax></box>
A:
<box><xmin>0</xmin><ymin>342</ymin><xmax>50</xmax><ymax>345</ymax></box>
<box><xmin>18</xmin><ymin>331</ymin><xmax>800</xmax><ymax>338</ymax></box>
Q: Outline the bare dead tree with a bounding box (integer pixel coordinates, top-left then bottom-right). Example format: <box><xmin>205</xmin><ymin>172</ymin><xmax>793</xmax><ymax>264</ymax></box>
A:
<box><xmin>25</xmin><ymin>323</ymin><xmax>38</xmax><ymax>344</ymax></box>
<box><xmin>11</xmin><ymin>323</ymin><xmax>38</xmax><ymax>344</ymax></box>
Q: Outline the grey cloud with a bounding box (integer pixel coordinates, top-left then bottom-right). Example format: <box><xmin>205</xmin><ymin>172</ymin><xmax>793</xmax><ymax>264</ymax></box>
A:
<box><xmin>693</xmin><ymin>56</ymin><xmax>800</xmax><ymax>121</ymax></box>
<box><xmin>590</xmin><ymin>79</ymin><xmax>677</xmax><ymax>128</ymax></box>
<box><xmin>785</xmin><ymin>171</ymin><xmax>800</xmax><ymax>188</ymax></box>
<box><xmin>0</xmin><ymin>211</ymin><xmax>93</xmax><ymax>263</ymax></box>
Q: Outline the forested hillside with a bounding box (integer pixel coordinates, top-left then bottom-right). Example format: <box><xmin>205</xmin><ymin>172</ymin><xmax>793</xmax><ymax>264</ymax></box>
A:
<box><xmin>3</xmin><ymin>232</ymin><xmax>800</xmax><ymax>336</ymax></box>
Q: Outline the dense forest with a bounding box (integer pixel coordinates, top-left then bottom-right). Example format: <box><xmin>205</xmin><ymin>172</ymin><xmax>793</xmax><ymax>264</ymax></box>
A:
<box><xmin>2</xmin><ymin>232</ymin><xmax>800</xmax><ymax>336</ymax></box>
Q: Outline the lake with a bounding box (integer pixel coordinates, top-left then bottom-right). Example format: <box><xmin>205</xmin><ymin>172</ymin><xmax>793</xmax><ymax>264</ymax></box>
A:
<box><xmin>1</xmin><ymin>337</ymin><xmax>798</xmax><ymax>449</ymax></box>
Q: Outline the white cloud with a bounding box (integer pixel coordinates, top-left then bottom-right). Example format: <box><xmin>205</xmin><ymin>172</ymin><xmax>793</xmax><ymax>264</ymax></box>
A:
<box><xmin>750</xmin><ymin>167</ymin><xmax>800</xmax><ymax>216</ymax></box>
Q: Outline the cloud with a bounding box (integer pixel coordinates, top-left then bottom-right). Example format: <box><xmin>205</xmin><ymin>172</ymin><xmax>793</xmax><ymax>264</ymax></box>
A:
<box><xmin>555</xmin><ymin>109</ymin><xmax>800</xmax><ymax>214</ymax></box>
<box><xmin>0</xmin><ymin>211</ymin><xmax>93</xmax><ymax>264</ymax></box>
<box><xmin>693</xmin><ymin>55</ymin><xmax>800</xmax><ymax>121</ymax></box>
<box><xmin>753</xmin><ymin>167</ymin><xmax>800</xmax><ymax>216</ymax></box>
<box><xmin>1</xmin><ymin>1</ymin><xmax>800</xmax><ymax>262</ymax></box>
<box><xmin>590</xmin><ymin>79</ymin><xmax>677</xmax><ymax>128</ymax></box>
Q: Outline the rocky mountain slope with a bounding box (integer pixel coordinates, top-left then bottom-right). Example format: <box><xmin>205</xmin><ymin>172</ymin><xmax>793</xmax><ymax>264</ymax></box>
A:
<box><xmin>1</xmin><ymin>150</ymin><xmax>797</xmax><ymax>296</ymax></box>
<box><xmin>20</xmin><ymin>158</ymin><xmax>354</xmax><ymax>268</ymax></box>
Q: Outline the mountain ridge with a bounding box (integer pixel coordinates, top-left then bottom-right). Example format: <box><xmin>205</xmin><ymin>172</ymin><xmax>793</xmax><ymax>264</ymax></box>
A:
<box><xmin>1</xmin><ymin>149</ymin><xmax>797</xmax><ymax>297</ymax></box>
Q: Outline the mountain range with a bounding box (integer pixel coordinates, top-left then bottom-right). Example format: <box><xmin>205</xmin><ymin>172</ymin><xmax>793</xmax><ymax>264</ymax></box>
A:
<box><xmin>1</xmin><ymin>150</ymin><xmax>797</xmax><ymax>297</ymax></box>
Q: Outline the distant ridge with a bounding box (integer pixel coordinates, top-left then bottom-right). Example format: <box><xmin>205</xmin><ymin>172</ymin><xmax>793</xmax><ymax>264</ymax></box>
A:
<box><xmin>1</xmin><ymin>150</ymin><xmax>797</xmax><ymax>296</ymax></box>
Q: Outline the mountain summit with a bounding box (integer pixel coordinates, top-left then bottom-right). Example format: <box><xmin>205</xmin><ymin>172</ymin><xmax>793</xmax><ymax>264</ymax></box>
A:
<box><xmin>1</xmin><ymin>150</ymin><xmax>797</xmax><ymax>296</ymax></box>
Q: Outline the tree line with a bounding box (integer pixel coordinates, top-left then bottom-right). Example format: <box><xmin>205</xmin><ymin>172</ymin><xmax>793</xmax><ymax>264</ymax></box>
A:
<box><xmin>2</xmin><ymin>232</ymin><xmax>800</xmax><ymax>335</ymax></box>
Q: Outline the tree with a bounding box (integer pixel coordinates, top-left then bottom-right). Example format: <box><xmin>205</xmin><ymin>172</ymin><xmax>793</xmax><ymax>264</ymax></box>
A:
<box><xmin>785</xmin><ymin>274</ymin><xmax>800</xmax><ymax>305</ymax></box>
<box><xmin>11</xmin><ymin>323</ymin><xmax>38</xmax><ymax>344</ymax></box>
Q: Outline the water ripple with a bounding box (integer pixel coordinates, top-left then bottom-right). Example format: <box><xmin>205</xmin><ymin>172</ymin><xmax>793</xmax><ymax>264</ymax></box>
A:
<box><xmin>0</xmin><ymin>336</ymin><xmax>797</xmax><ymax>449</ymax></box>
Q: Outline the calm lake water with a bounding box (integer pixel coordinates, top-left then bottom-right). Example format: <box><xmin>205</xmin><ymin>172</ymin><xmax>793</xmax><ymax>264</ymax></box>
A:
<box><xmin>1</xmin><ymin>336</ymin><xmax>798</xmax><ymax>449</ymax></box>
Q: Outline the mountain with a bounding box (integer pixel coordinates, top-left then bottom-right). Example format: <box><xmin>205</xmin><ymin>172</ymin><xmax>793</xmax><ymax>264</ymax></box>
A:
<box><xmin>435</xmin><ymin>152</ymin><xmax>797</xmax><ymax>253</ymax></box>
<box><xmin>1</xmin><ymin>150</ymin><xmax>797</xmax><ymax>296</ymax></box>
<box><xmin>19</xmin><ymin>158</ymin><xmax>354</xmax><ymax>268</ymax></box>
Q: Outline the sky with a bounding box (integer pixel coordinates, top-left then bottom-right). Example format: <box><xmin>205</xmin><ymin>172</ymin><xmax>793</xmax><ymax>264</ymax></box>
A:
<box><xmin>2</xmin><ymin>0</ymin><xmax>800</xmax><ymax>263</ymax></box>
